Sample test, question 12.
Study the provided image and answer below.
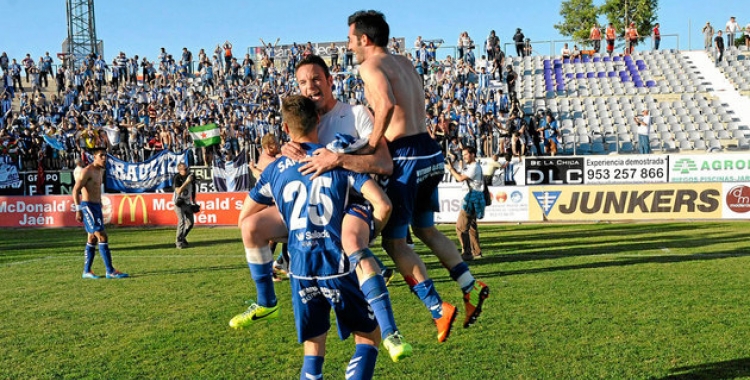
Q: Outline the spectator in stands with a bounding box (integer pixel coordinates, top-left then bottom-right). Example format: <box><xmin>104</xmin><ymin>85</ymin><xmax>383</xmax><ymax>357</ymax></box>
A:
<box><xmin>606</xmin><ymin>23</ymin><xmax>617</xmax><ymax>57</ymax></box>
<box><xmin>457</xmin><ymin>32</ymin><xmax>472</xmax><ymax>61</ymax></box>
<box><xmin>745</xmin><ymin>23</ymin><xmax>750</xmax><ymax>49</ymax></box>
<box><xmin>528</xmin><ymin>110</ymin><xmax>545</xmax><ymax>156</ymax></box>
<box><xmin>223</xmin><ymin>40</ymin><xmax>233</xmax><ymax>68</ymax></box>
<box><xmin>625</xmin><ymin>22</ymin><xmax>639</xmax><ymax>55</ymax></box>
<box><xmin>389</xmin><ymin>37</ymin><xmax>401</xmax><ymax>54</ymax></box>
<box><xmin>524</xmin><ymin>38</ymin><xmax>533</xmax><ymax>56</ymax></box>
<box><xmin>652</xmin><ymin>23</ymin><xmax>661</xmax><ymax>50</ymax></box>
<box><xmin>505</xmin><ymin>65</ymin><xmax>517</xmax><ymax>101</ymax></box>
<box><xmin>715</xmin><ymin>30</ymin><xmax>725</xmax><ymax>64</ymax></box>
<box><xmin>0</xmin><ymin>52</ymin><xmax>8</xmax><ymax>73</ymax></box>
<box><xmin>513</xmin><ymin>28</ymin><xmax>525</xmax><ymax>57</ymax></box>
<box><xmin>486</xmin><ymin>30</ymin><xmax>500</xmax><ymax>61</ymax></box>
<box><xmin>635</xmin><ymin>109</ymin><xmax>651</xmax><ymax>154</ymax></box>
<box><xmin>725</xmin><ymin>16</ymin><xmax>740</xmax><ymax>50</ymax></box>
<box><xmin>571</xmin><ymin>45</ymin><xmax>582</xmax><ymax>60</ymax></box>
<box><xmin>22</xmin><ymin>54</ymin><xmax>34</xmax><ymax>84</ymax></box>
<box><xmin>491</xmin><ymin>48</ymin><xmax>505</xmax><ymax>81</ymax></box>
<box><xmin>542</xmin><ymin>111</ymin><xmax>559</xmax><ymax>156</ymax></box>
<box><xmin>702</xmin><ymin>22</ymin><xmax>715</xmax><ymax>51</ymax></box>
<box><xmin>482</xmin><ymin>153</ymin><xmax>503</xmax><ymax>187</ymax></box>
<box><xmin>561</xmin><ymin>44</ymin><xmax>572</xmax><ymax>60</ymax></box>
<box><xmin>590</xmin><ymin>23</ymin><xmax>602</xmax><ymax>53</ymax></box>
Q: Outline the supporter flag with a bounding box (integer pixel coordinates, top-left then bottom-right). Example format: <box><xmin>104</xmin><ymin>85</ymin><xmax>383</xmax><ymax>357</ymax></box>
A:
<box><xmin>213</xmin><ymin>150</ymin><xmax>250</xmax><ymax>192</ymax></box>
<box><xmin>189</xmin><ymin>123</ymin><xmax>221</xmax><ymax>147</ymax></box>
<box><xmin>42</xmin><ymin>135</ymin><xmax>66</xmax><ymax>151</ymax></box>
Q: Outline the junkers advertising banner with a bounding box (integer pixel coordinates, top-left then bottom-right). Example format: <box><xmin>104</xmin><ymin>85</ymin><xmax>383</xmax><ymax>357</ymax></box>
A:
<box><xmin>528</xmin><ymin>183</ymin><xmax>723</xmax><ymax>221</ymax></box>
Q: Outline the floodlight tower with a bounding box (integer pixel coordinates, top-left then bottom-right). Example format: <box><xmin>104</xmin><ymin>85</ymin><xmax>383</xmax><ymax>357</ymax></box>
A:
<box><xmin>65</xmin><ymin>0</ymin><xmax>99</xmax><ymax>66</ymax></box>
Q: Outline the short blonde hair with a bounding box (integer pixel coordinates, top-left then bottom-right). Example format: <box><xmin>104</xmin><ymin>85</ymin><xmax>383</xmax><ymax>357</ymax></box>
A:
<box><xmin>261</xmin><ymin>133</ymin><xmax>277</xmax><ymax>148</ymax></box>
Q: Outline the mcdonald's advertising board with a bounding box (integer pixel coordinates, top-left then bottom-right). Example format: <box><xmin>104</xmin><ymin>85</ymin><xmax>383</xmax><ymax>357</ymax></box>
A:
<box><xmin>0</xmin><ymin>193</ymin><xmax>247</xmax><ymax>228</ymax></box>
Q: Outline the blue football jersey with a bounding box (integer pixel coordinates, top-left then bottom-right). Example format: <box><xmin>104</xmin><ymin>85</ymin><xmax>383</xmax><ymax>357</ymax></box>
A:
<box><xmin>249</xmin><ymin>143</ymin><xmax>371</xmax><ymax>278</ymax></box>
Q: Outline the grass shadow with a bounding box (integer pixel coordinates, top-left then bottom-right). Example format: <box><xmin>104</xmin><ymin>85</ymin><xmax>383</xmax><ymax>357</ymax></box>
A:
<box><xmin>652</xmin><ymin>358</ymin><xmax>750</xmax><ymax>379</ymax></box>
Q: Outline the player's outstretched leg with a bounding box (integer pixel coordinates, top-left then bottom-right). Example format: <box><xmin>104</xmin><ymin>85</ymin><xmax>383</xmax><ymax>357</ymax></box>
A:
<box><xmin>382</xmin><ymin>237</ymin><xmax>457</xmax><ymax>343</ymax></box>
<box><xmin>415</xmin><ymin>226</ymin><xmax>490</xmax><ymax>328</ymax></box>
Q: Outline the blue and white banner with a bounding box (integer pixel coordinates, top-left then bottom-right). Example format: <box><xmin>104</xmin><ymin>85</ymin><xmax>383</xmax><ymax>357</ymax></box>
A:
<box><xmin>105</xmin><ymin>150</ymin><xmax>188</xmax><ymax>193</ymax></box>
<box><xmin>0</xmin><ymin>161</ymin><xmax>23</xmax><ymax>195</ymax></box>
<box><xmin>213</xmin><ymin>150</ymin><xmax>250</xmax><ymax>192</ymax></box>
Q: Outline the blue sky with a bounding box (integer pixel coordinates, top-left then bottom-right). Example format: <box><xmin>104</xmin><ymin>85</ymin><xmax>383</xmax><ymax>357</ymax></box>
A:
<box><xmin>1</xmin><ymin>0</ymin><xmax>746</xmax><ymax>62</ymax></box>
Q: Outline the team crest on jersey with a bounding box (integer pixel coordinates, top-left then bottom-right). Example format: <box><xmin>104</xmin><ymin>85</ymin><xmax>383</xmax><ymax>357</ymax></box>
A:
<box><xmin>533</xmin><ymin>191</ymin><xmax>561</xmax><ymax>216</ymax></box>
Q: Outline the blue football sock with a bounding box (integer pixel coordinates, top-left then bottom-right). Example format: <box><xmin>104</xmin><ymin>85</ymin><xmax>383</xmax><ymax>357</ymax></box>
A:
<box><xmin>98</xmin><ymin>243</ymin><xmax>114</xmax><ymax>274</ymax></box>
<box><xmin>449</xmin><ymin>262</ymin><xmax>476</xmax><ymax>294</ymax></box>
<box><xmin>83</xmin><ymin>243</ymin><xmax>95</xmax><ymax>273</ymax></box>
<box><xmin>412</xmin><ymin>279</ymin><xmax>443</xmax><ymax>319</ymax></box>
<box><xmin>346</xmin><ymin>344</ymin><xmax>378</xmax><ymax>380</ymax></box>
<box><xmin>300</xmin><ymin>355</ymin><xmax>324</xmax><ymax>380</ymax></box>
<box><xmin>249</xmin><ymin>262</ymin><xmax>276</xmax><ymax>307</ymax></box>
<box><xmin>360</xmin><ymin>275</ymin><xmax>397</xmax><ymax>338</ymax></box>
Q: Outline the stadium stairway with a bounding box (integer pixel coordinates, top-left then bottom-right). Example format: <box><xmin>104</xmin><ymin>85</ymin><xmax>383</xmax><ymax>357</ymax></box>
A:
<box><xmin>683</xmin><ymin>50</ymin><xmax>750</xmax><ymax>131</ymax></box>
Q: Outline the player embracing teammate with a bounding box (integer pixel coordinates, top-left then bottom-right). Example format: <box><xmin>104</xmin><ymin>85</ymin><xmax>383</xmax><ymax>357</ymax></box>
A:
<box><xmin>231</xmin><ymin>10</ymin><xmax>491</xmax><ymax>379</ymax></box>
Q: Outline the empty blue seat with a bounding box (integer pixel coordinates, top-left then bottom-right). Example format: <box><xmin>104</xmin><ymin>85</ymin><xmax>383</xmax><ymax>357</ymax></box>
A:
<box><xmin>597</xmin><ymin>72</ymin><xmax>606</xmax><ymax>78</ymax></box>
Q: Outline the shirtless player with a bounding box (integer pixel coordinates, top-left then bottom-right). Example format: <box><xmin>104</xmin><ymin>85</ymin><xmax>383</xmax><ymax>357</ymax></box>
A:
<box><xmin>72</xmin><ymin>147</ymin><xmax>129</xmax><ymax>279</ymax></box>
<box><xmin>342</xmin><ymin>10</ymin><xmax>490</xmax><ymax>341</ymax></box>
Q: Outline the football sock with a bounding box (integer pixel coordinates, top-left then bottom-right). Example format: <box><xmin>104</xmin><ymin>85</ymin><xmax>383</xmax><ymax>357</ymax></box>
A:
<box><xmin>300</xmin><ymin>355</ymin><xmax>324</xmax><ymax>380</ymax></box>
<box><xmin>248</xmin><ymin>262</ymin><xmax>276</xmax><ymax>308</ymax></box>
<box><xmin>83</xmin><ymin>243</ymin><xmax>95</xmax><ymax>273</ymax></box>
<box><xmin>346</xmin><ymin>344</ymin><xmax>378</xmax><ymax>380</ymax></box>
<box><xmin>449</xmin><ymin>262</ymin><xmax>476</xmax><ymax>294</ymax></box>
<box><xmin>98</xmin><ymin>243</ymin><xmax>114</xmax><ymax>273</ymax></box>
<box><xmin>412</xmin><ymin>279</ymin><xmax>444</xmax><ymax>319</ymax></box>
<box><xmin>360</xmin><ymin>275</ymin><xmax>396</xmax><ymax>338</ymax></box>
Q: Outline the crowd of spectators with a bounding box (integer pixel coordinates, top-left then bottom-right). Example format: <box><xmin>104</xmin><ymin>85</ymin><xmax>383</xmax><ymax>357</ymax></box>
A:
<box><xmin>11</xmin><ymin>17</ymin><xmax>738</xmax><ymax>173</ymax></box>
